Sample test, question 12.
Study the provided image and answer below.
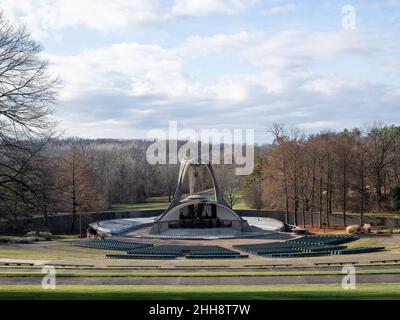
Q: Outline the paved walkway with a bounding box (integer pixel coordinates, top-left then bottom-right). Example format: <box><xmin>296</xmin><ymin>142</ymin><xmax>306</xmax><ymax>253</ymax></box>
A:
<box><xmin>1</xmin><ymin>252</ymin><xmax>400</xmax><ymax>268</ymax></box>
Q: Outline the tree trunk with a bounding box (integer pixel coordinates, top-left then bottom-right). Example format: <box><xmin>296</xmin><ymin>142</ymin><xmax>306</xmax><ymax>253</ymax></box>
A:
<box><xmin>71</xmin><ymin>158</ymin><xmax>77</xmax><ymax>232</ymax></box>
<box><xmin>43</xmin><ymin>177</ymin><xmax>49</xmax><ymax>228</ymax></box>
<box><xmin>319</xmin><ymin>176</ymin><xmax>323</xmax><ymax>228</ymax></box>
<box><xmin>326</xmin><ymin>168</ymin><xmax>330</xmax><ymax>227</ymax></box>
<box><xmin>294</xmin><ymin>172</ymin><xmax>298</xmax><ymax>226</ymax></box>
<box><xmin>310</xmin><ymin>159</ymin><xmax>316</xmax><ymax>227</ymax></box>
<box><xmin>342</xmin><ymin>160</ymin><xmax>347</xmax><ymax>226</ymax></box>
<box><xmin>360</xmin><ymin>159</ymin><xmax>365</xmax><ymax>226</ymax></box>
<box><xmin>283</xmin><ymin>157</ymin><xmax>289</xmax><ymax>224</ymax></box>
<box><xmin>43</xmin><ymin>206</ymin><xmax>48</xmax><ymax>228</ymax></box>
<box><xmin>376</xmin><ymin>168</ymin><xmax>382</xmax><ymax>212</ymax></box>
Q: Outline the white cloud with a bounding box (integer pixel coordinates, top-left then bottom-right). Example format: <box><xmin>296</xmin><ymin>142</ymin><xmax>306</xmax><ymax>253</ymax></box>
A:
<box><xmin>0</xmin><ymin>0</ymin><xmax>258</xmax><ymax>40</ymax></box>
<box><xmin>380</xmin><ymin>60</ymin><xmax>400</xmax><ymax>75</ymax></box>
<box><xmin>263</xmin><ymin>4</ymin><xmax>297</xmax><ymax>16</ymax></box>
<box><xmin>171</xmin><ymin>0</ymin><xmax>258</xmax><ymax>17</ymax></box>
<box><xmin>297</xmin><ymin>121</ymin><xmax>337</xmax><ymax>129</ymax></box>
<box><xmin>48</xmin><ymin>42</ymin><xmax>203</xmax><ymax>101</ymax></box>
<box><xmin>1</xmin><ymin>0</ymin><xmax>168</xmax><ymax>39</ymax></box>
<box><xmin>44</xmin><ymin>28</ymin><xmax>399</xmax><ymax>139</ymax></box>
<box><xmin>302</xmin><ymin>78</ymin><xmax>374</xmax><ymax>96</ymax></box>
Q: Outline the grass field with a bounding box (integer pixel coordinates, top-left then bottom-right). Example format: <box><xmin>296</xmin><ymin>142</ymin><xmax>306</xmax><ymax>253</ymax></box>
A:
<box><xmin>0</xmin><ymin>284</ymin><xmax>399</xmax><ymax>300</ymax></box>
<box><xmin>346</xmin><ymin>237</ymin><xmax>387</xmax><ymax>248</ymax></box>
<box><xmin>111</xmin><ymin>202</ymin><xmax>168</xmax><ymax>211</ymax></box>
<box><xmin>111</xmin><ymin>192</ymin><xmax>397</xmax><ymax>217</ymax></box>
<box><xmin>0</xmin><ymin>246</ymin><xmax>106</xmax><ymax>261</ymax></box>
<box><xmin>111</xmin><ymin>191</ymin><xmax>253</xmax><ymax>211</ymax></box>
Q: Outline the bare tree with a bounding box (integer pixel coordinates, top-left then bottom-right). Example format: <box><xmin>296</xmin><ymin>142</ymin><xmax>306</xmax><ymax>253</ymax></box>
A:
<box><xmin>268</xmin><ymin>124</ymin><xmax>290</xmax><ymax>223</ymax></box>
<box><xmin>246</xmin><ymin>182</ymin><xmax>264</xmax><ymax>211</ymax></box>
<box><xmin>225</xmin><ymin>177</ymin><xmax>241</xmax><ymax>208</ymax></box>
<box><xmin>57</xmin><ymin>147</ymin><xmax>104</xmax><ymax>231</ymax></box>
<box><xmin>0</xmin><ymin>12</ymin><xmax>58</xmax><ymax>225</ymax></box>
<box><xmin>362</xmin><ymin>124</ymin><xmax>400</xmax><ymax>211</ymax></box>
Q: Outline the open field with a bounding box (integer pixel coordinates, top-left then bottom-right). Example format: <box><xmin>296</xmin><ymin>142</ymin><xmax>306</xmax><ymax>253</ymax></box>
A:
<box><xmin>111</xmin><ymin>191</ymin><xmax>254</xmax><ymax>211</ymax></box>
<box><xmin>0</xmin><ymin>284</ymin><xmax>399</xmax><ymax>300</ymax></box>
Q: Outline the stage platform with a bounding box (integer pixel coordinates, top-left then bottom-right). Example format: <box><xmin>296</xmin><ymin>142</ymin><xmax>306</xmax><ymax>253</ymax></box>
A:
<box><xmin>90</xmin><ymin>216</ymin><xmax>284</xmax><ymax>240</ymax></box>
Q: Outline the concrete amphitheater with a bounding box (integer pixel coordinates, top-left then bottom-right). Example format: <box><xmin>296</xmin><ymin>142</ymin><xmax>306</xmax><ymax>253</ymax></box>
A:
<box><xmin>1</xmin><ymin>158</ymin><xmax>398</xmax><ymax>298</ymax></box>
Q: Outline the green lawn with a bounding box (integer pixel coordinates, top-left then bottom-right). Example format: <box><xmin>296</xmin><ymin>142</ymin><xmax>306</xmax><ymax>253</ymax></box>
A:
<box><xmin>0</xmin><ymin>284</ymin><xmax>399</xmax><ymax>300</ymax></box>
<box><xmin>111</xmin><ymin>202</ymin><xmax>168</xmax><ymax>211</ymax></box>
<box><xmin>111</xmin><ymin>199</ymin><xmax>395</xmax><ymax>217</ymax></box>
<box><xmin>110</xmin><ymin>189</ymin><xmax>254</xmax><ymax>211</ymax></box>
<box><xmin>0</xmin><ymin>245</ymin><xmax>107</xmax><ymax>261</ymax></box>
<box><xmin>346</xmin><ymin>237</ymin><xmax>386</xmax><ymax>248</ymax></box>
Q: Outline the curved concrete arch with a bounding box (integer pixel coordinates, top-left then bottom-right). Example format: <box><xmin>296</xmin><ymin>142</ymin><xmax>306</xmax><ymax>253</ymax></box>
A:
<box><xmin>152</xmin><ymin>157</ymin><xmax>250</xmax><ymax>234</ymax></box>
<box><xmin>160</xmin><ymin>201</ymin><xmax>243</xmax><ymax>223</ymax></box>
<box><xmin>159</xmin><ymin>157</ymin><xmax>230</xmax><ymax>221</ymax></box>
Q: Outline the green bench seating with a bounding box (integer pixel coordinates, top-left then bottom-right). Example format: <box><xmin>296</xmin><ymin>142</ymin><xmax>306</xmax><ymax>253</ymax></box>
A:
<box><xmin>333</xmin><ymin>247</ymin><xmax>385</xmax><ymax>255</ymax></box>
<box><xmin>106</xmin><ymin>254</ymin><xmax>177</xmax><ymax>260</ymax></box>
<box><xmin>186</xmin><ymin>254</ymin><xmax>249</xmax><ymax>259</ymax></box>
<box><xmin>72</xmin><ymin>239</ymin><xmax>153</xmax><ymax>251</ymax></box>
<box><xmin>234</xmin><ymin>235</ymin><xmax>384</xmax><ymax>258</ymax></box>
<box><xmin>286</xmin><ymin>235</ymin><xmax>358</xmax><ymax>245</ymax></box>
<box><xmin>107</xmin><ymin>245</ymin><xmax>246</xmax><ymax>260</ymax></box>
<box><xmin>74</xmin><ymin>236</ymin><xmax>384</xmax><ymax>260</ymax></box>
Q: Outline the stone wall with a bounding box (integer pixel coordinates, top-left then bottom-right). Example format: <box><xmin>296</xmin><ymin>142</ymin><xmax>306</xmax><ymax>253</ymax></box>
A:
<box><xmin>0</xmin><ymin>210</ymin><xmax>160</xmax><ymax>234</ymax></box>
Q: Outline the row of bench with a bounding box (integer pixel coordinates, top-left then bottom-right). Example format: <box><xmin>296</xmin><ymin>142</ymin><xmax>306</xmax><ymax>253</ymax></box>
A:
<box><xmin>106</xmin><ymin>254</ymin><xmax>178</xmax><ymax>260</ymax></box>
<box><xmin>108</xmin><ymin>245</ymin><xmax>247</xmax><ymax>260</ymax></box>
<box><xmin>286</xmin><ymin>235</ymin><xmax>358</xmax><ymax>245</ymax></box>
<box><xmin>234</xmin><ymin>243</ymin><xmax>346</xmax><ymax>254</ymax></box>
<box><xmin>72</xmin><ymin>239</ymin><xmax>152</xmax><ymax>251</ymax></box>
<box><xmin>107</xmin><ymin>254</ymin><xmax>249</xmax><ymax>260</ymax></box>
<box><xmin>262</xmin><ymin>247</ymin><xmax>385</xmax><ymax>258</ymax></box>
<box><xmin>233</xmin><ymin>235</ymin><xmax>384</xmax><ymax>258</ymax></box>
<box><xmin>72</xmin><ymin>240</ymin><xmax>247</xmax><ymax>259</ymax></box>
<box><xmin>71</xmin><ymin>235</ymin><xmax>384</xmax><ymax>260</ymax></box>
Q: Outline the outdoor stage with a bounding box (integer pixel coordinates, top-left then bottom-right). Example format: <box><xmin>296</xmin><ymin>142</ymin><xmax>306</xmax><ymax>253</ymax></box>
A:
<box><xmin>90</xmin><ymin>216</ymin><xmax>284</xmax><ymax>240</ymax></box>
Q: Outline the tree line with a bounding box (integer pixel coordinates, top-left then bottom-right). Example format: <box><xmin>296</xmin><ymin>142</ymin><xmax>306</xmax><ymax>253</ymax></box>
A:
<box><xmin>255</xmin><ymin>123</ymin><xmax>400</xmax><ymax>227</ymax></box>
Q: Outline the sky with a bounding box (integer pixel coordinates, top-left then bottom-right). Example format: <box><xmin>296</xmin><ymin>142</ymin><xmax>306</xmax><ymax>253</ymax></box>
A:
<box><xmin>1</xmin><ymin>0</ymin><xmax>399</xmax><ymax>142</ymax></box>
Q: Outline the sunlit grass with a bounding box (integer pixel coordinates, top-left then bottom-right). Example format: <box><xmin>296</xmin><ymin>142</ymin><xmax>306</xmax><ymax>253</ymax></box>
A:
<box><xmin>346</xmin><ymin>237</ymin><xmax>386</xmax><ymax>248</ymax></box>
